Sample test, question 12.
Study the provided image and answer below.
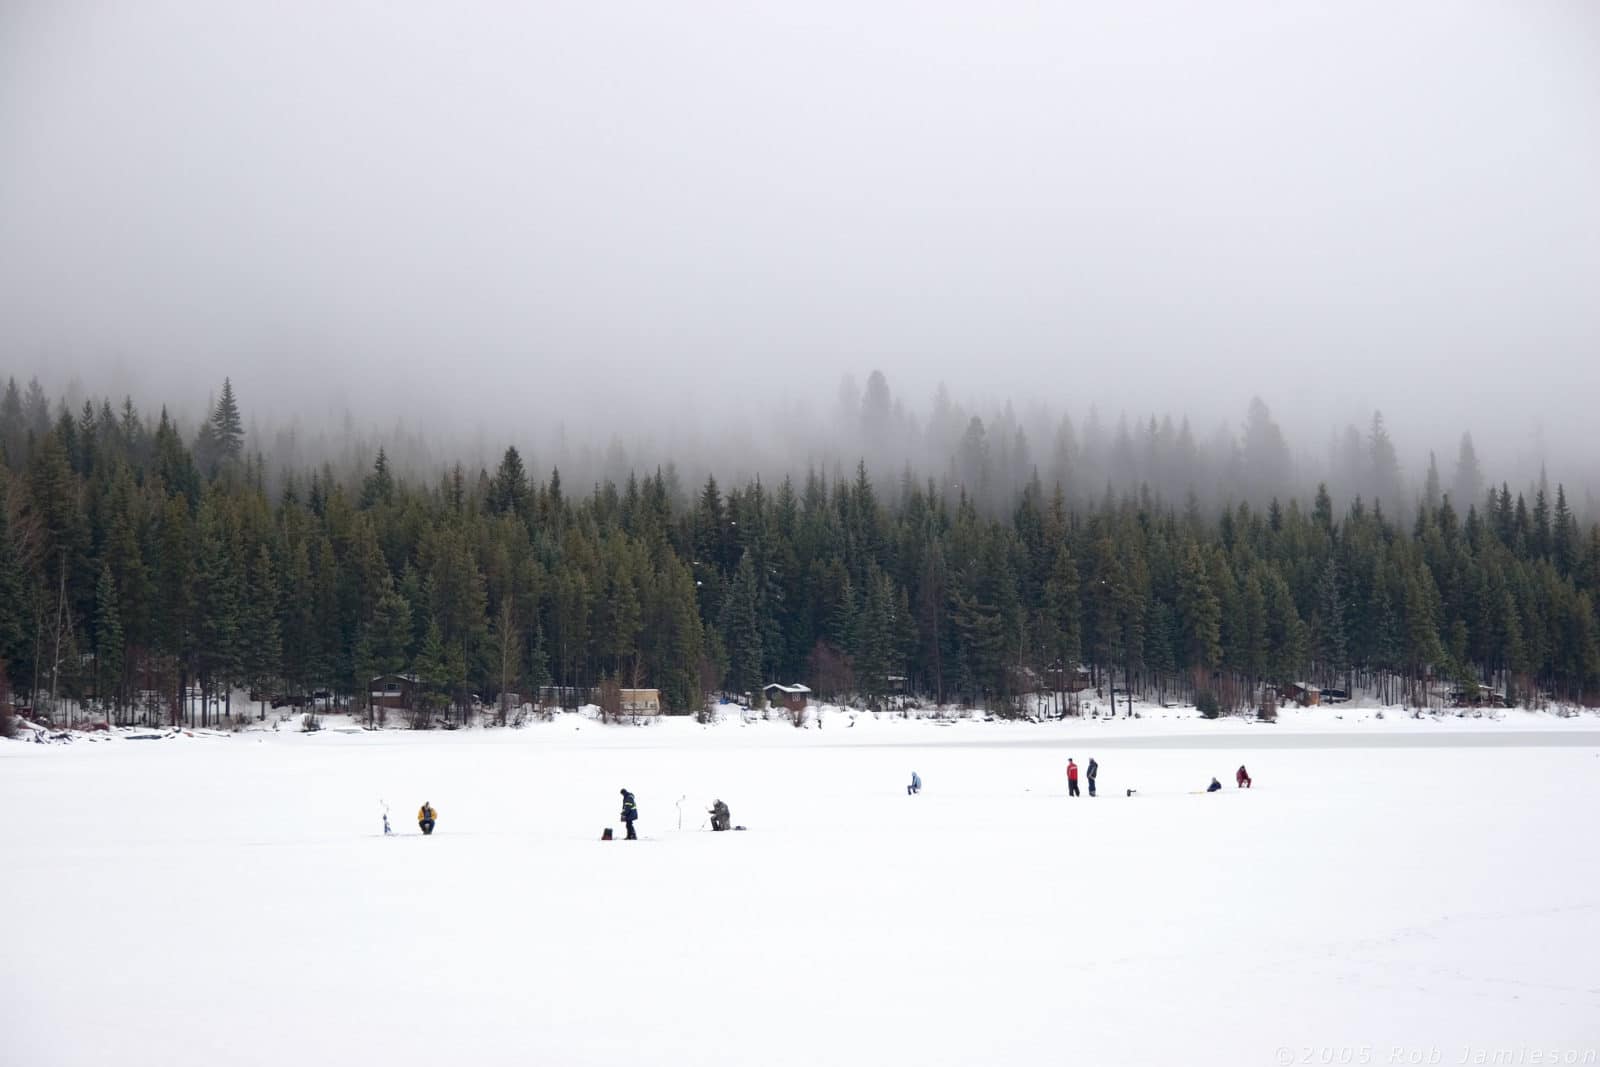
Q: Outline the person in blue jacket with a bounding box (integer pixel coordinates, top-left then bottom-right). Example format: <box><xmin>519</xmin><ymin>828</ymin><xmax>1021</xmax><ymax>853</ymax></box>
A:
<box><xmin>907</xmin><ymin>771</ymin><xmax>922</xmax><ymax>796</ymax></box>
<box><xmin>620</xmin><ymin>788</ymin><xmax>639</xmax><ymax>839</ymax></box>
<box><xmin>1206</xmin><ymin>777</ymin><xmax>1222</xmax><ymax>793</ymax></box>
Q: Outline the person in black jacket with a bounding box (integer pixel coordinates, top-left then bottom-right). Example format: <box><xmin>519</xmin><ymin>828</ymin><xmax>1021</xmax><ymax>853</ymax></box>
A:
<box><xmin>709</xmin><ymin>799</ymin><xmax>731</xmax><ymax>832</ymax></box>
<box><xmin>620</xmin><ymin>789</ymin><xmax>639</xmax><ymax>840</ymax></box>
<box><xmin>1086</xmin><ymin>758</ymin><xmax>1098</xmax><ymax>797</ymax></box>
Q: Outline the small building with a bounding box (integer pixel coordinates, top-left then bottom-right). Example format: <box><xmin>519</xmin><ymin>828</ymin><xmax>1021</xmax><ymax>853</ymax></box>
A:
<box><xmin>538</xmin><ymin>685</ymin><xmax>586</xmax><ymax>710</ymax></box>
<box><xmin>1450</xmin><ymin>683</ymin><xmax>1508</xmax><ymax>708</ymax></box>
<box><xmin>1320</xmin><ymin>688</ymin><xmax>1351</xmax><ymax>704</ymax></box>
<box><xmin>620</xmin><ymin>688</ymin><xmax>661</xmax><ymax>715</ymax></box>
<box><xmin>764</xmin><ymin>683</ymin><xmax>811</xmax><ymax>712</ymax></box>
<box><xmin>1044</xmin><ymin>663</ymin><xmax>1093</xmax><ymax>693</ymax></box>
<box><xmin>1285</xmin><ymin>681</ymin><xmax>1321</xmax><ymax>707</ymax></box>
<box><xmin>369</xmin><ymin>673</ymin><xmax>420</xmax><ymax>710</ymax></box>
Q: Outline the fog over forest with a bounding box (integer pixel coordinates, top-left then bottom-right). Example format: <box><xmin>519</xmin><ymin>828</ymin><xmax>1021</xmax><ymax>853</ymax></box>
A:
<box><xmin>3</xmin><ymin>2</ymin><xmax>1598</xmax><ymax>507</ymax></box>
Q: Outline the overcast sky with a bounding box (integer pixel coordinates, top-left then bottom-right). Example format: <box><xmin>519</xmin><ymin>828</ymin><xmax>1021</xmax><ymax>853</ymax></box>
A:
<box><xmin>2</xmin><ymin>1</ymin><xmax>1597</xmax><ymax>466</ymax></box>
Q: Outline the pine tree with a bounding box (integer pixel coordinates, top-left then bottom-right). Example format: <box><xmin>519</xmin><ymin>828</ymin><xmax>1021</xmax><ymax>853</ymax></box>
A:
<box><xmin>853</xmin><ymin>568</ymin><xmax>893</xmax><ymax>707</ymax></box>
<box><xmin>1313</xmin><ymin>556</ymin><xmax>1348</xmax><ymax>677</ymax></box>
<box><xmin>1452</xmin><ymin>433</ymin><xmax>1484</xmax><ymax>512</ymax></box>
<box><xmin>94</xmin><ymin>564</ymin><xmax>124</xmax><ymax>715</ymax></box>
<box><xmin>1368</xmin><ymin>412</ymin><xmax>1402</xmax><ymax>509</ymax></box>
<box><xmin>1175</xmin><ymin>543</ymin><xmax>1222</xmax><ymax>670</ymax></box>
<box><xmin>241</xmin><ymin>544</ymin><xmax>283</xmax><ymax>719</ymax></box>
<box><xmin>0</xmin><ymin>479</ymin><xmax>33</xmax><ymax>692</ymax></box>
<box><xmin>415</xmin><ymin>619</ymin><xmax>451</xmax><ymax>716</ymax></box>
<box><xmin>210</xmin><ymin>379</ymin><xmax>244</xmax><ymax>463</ymax></box>
<box><xmin>1263</xmin><ymin>568</ymin><xmax>1306</xmax><ymax>684</ymax></box>
<box><xmin>1423</xmin><ymin>452</ymin><xmax>1441</xmax><ymax>513</ymax></box>
<box><xmin>1042</xmin><ymin>542</ymin><xmax>1082</xmax><ymax>676</ymax></box>
<box><xmin>488</xmin><ymin>446</ymin><xmax>529</xmax><ymax>517</ymax></box>
<box><xmin>723</xmin><ymin>553</ymin><xmax>763</xmax><ymax>699</ymax></box>
<box><xmin>194</xmin><ymin>498</ymin><xmax>241</xmax><ymax>721</ymax></box>
<box><xmin>0</xmin><ymin>377</ymin><xmax>25</xmax><ymax>463</ymax></box>
<box><xmin>527</xmin><ymin>622</ymin><xmax>552</xmax><ymax>697</ymax></box>
<box><xmin>360</xmin><ymin>448</ymin><xmax>394</xmax><ymax>508</ymax></box>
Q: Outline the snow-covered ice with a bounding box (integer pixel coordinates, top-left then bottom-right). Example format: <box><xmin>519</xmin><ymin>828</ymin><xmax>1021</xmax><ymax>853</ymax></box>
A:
<box><xmin>5</xmin><ymin>713</ymin><xmax>1600</xmax><ymax>1066</ymax></box>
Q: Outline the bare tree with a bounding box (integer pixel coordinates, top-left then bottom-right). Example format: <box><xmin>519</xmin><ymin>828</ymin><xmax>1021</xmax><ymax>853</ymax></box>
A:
<box><xmin>596</xmin><ymin>676</ymin><xmax>622</xmax><ymax>724</ymax></box>
<box><xmin>806</xmin><ymin>640</ymin><xmax>854</xmax><ymax>703</ymax></box>
<box><xmin>495</xmin><ymin>598</ymin><xmax>521</xmax><ymax>727</ymax></box>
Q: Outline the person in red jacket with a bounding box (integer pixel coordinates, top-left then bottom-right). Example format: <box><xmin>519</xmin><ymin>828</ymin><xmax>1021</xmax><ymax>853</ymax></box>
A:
<box><xmin>1236</xmin><ymin>764</ymin><xmax>1252</xmax><ymax>789</ymax></box>
<box><xmin>1066</xmin><ymin>758</ymin><xmax>1080</xmax><ymax>797</ymax></box>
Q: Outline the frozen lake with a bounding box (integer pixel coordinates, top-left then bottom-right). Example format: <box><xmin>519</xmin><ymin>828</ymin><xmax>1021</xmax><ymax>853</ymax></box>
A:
<box><xmin>5</xmin><ymin>718</ymin><xmax>1599</xmax><ymax>1066</ymax></box>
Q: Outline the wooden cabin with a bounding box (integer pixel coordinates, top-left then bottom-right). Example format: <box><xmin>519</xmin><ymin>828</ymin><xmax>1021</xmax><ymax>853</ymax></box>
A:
<box><xmin>763</xmin><ymin>683</ymin><xmax>811</xmax><ymax>712</ymax></box>
<box><xmin>369</xmin><ymin>673</ymin><xmax>420</xmax><ymax>710</ymax></box>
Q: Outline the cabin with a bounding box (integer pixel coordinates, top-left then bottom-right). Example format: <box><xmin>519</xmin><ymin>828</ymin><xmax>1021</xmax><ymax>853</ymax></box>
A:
<box><xmin>620</xmin><ymin>688</ymin><xmax>661</xmax><ymax>715</ymax></box>
<box><xmin>1450</xmin><ymin>683</ymin><xmax>1508</xmax><ymax>709</ymax></box>
<box><xmin>537</xmin><ymin>685</ymin><xmax>586</xmax><ymax>710</ymax></box>
<box><xmin>1043</xmin><ymin>663</ymin><xmax>1094</xmax><ymax>693</ymax></box>
<box><xmin>763</xmin><ymin>683</ymin><xmax>811</xmax><ymax>712</ymax></box>
<box><xmin>369</xmin><ymin>673</ymin><xmax>420</xmax><ymax>710</ymax></box>
<box><xmin>1285</xmin><ymin>681</ymin><xmax>1321</xmax><ymax>707</ymax></box>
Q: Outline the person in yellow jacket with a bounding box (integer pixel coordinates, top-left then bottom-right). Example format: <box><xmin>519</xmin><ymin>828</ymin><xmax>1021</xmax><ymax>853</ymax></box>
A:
<box><xmin>417</xmin><ymin>802</ymin><xmax>437</xmax><ymax>835</ymax></box>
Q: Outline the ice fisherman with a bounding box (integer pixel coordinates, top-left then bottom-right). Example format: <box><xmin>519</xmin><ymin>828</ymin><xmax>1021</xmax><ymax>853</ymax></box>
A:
<box><xmin>1086</xmin><ymin>758</ymin><xmax>1098</xmax><ymax>797</ymax></box>
<box><xmin>1206</xmin><ymin>777</ymin><xmax>1222</xmax><ymax>793</ymax></box>
<box><xmin>1066</xmin><ymin>758</ymin><xmax>1080</xmax><ymax>797</ymax></box>
<box><xmin>709</xmin><ymin>799</ymin><xmax>731</xmax><ymax>832</ymax></box>
<box><xmin>620</xmin><ymin>789</ymin><xmax>639</xmax><ymax>840</ymax></box>
<box><xmin>1236</xmin><ymin>765</ymin><xmax>1252</xmax><ymax>789</ymax></box>
<box><xmin>418</xmin><ymin>801</ymin><xmax>437</xmax><ymax>835</ymax></box>
<box><xmin>907</xmin><ymin>771</ymin><xmax>922</xmax><ymax>796</ymax></box>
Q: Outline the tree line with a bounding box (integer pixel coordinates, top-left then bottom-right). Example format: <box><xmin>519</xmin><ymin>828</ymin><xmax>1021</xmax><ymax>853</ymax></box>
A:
<box><xmin>2</xmin><ymin>375</ymin><xmax>1598</xmax><ymax>729</ymax></box>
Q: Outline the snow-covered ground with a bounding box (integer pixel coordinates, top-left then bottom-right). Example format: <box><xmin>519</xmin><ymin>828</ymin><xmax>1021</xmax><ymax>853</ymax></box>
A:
<box><xmin>6</xmin><ymin>713</ymin><xmax>1600</xmax><ymax>1066</ymax></box>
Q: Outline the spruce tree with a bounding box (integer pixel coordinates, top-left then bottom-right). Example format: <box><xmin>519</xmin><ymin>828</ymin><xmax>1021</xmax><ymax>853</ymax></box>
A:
<box><xmin>241</xmin><ymin>544</ymin><xmax>283</xmax><ymax>718</ymax></box>
<box><xmin>1175</xmin><ymin>543</ymin><xmax>1222</xmax><ymax>670</ymax></box>
<box><xmin>94</xmin><ymin>564</ymin><xmax>124</xmax><ymax>716</ymax></box>
<box><xmin>723</xmin><ymin>553</ymin><xmax>764</xmax><ymax>700</ymax></box>
<box><xmin>1314</xmin><ymin>557</ymin><xmax>1348</xmax><ymax>677</ymax></box>
<box><xmin>209</xmin><ymin>378</ymin><xmax>244</xmax><ymax>463</ymax></box>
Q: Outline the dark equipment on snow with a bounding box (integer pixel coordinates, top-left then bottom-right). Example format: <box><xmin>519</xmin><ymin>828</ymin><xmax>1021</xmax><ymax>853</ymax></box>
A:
<box><xmin>601</xmin><ymin>827</ymin><xmax>614</xmax><ymax>841</ymax></box>
<box><xmin>709</xmin><ymin>799</ymin><xmax>731</xmax><ymax>832</ymax></box>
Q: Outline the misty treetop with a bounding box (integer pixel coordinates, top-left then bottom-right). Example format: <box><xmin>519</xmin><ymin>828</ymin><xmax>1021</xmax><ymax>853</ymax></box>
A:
<box><xmin>2</xmin><ymin>375</ymin><xmax>1599</xmax><ymax>726</ymax></box>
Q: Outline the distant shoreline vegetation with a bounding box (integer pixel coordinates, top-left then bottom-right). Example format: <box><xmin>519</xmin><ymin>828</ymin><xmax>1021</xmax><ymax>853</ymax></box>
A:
<box><xmin>1</xmin><ymin>374</ymin><xmax>1597</xmax><ymax>732</ymax></box>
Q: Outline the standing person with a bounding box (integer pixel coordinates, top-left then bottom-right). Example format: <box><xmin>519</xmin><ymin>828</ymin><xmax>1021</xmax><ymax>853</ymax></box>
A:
<box><xmin>907</xmin><ymin>771</ymin><xmax>922</xmax><ymax>796</ymax></box>
<box><xmin>620</xmin><ymin>789</ymin><xmax>639</xmax><ymax>840</ymax></box>
<box><xmin>1086</xmin><ymin>758</ymin><xmax>1098</xmax><ymax>797</ymax></box>
<box><xmin>1236</xmin><ymin>764</ymin><xmax>1252</xmax><ymax>788</ymax></box>
<box><xmin>417</xmin><ymin>801</ymin><xmax>437</xmax><ymax>835</ymax></box>
<box><xmin>1067</xmin><ymin>759</ymin><xmax>1080</xmax><ymax>797</ymax></box>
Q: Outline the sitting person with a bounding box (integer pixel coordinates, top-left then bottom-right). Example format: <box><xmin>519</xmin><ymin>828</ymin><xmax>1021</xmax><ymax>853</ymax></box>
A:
<box><xmin>709</xmin><ymin>799</ymin><xmax>731</xmax><ymax>832</ymax></box>
<box><xmin>1206</xmin><ymin>777</ymin><xmax>1222</xmax><ymax>793</ymax></box>
<box><xmin>907</xmin><ymin>771</ymin><xmax>922</xmax><ymax>796</ymax></box>
<box><xmin>417</xmin><ymin>801</ymin><xmax>438</xmax><ymax>835</ymax></box>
